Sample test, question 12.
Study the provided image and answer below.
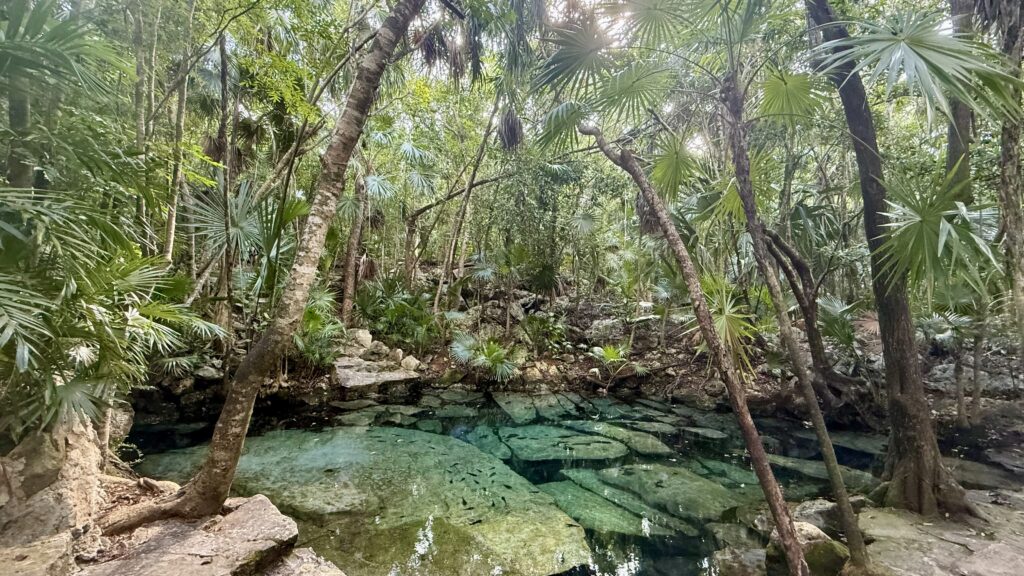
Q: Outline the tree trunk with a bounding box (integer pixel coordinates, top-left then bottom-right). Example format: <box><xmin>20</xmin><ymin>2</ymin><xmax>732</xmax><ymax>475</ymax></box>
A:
<box><xmin>722</xmin><ymin>74</ymin><xmax>868</xmax><ymax>568</ymax></box>
<box><xmin>954</xmin><ymin>352</ymin><xmax>969</xmax><ymax>428</ymax></box>
<box><xmin>993</xmin><ymin>0</ymin><xmax>1024</xmax><ymax>372</ymax></box>
<box><xmin>945</xmin><ymin>0</ymin><xmax>974</xmax><ymax>204</ymax></box>
<box><xmin>579</xmin><ymin>124</ymin><xmax>809</xmax><ymax>576</ymax></box>
<box><xmin>806</xmin><ymin>0</ymin><xmax>972</xmax><ymax>516</ymax></box>
<box><xmin>340</xmin><ymin>175</ymin><xmax>367</xmax><ymax>325</ymax></box>
<box><xmin>99</xmin><ymin>0</ymin><xmax>426</xmax><ymax>534</ymax></box>
<box><xmin>432</xmin><ymin>99</ymin><xmax>500</xmax><ymax>313</ymax></box>
<box><xmin>162</xmin><ymin>0</ymin><xmax>196</xmax><ymax>262</ymax></box>
<box><xmin>970</xmin><ymin>327</ymin><xmax>986</xmax><ymax>419</ymax></box>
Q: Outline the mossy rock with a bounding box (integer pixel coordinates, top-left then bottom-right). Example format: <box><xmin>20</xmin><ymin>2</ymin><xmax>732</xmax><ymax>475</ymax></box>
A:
<box><xmin>498</xmin><ymin>425</ymin><xmax>629</xmax><ymax>461</ymax></box>
<box><xmin>596</xmin><ymin>464</ymin><xmax>738</xmax><ymax>522</ymax></box>
<box><xmin>561</xmin><ymin>421</ymin><xmax>674</xmax><ymax>456</ymax></box>
<box><xmin>766</xmin><ymin>539</ymin><xmax>849</xmax><ymax>576</ymax></box>
<box><xmin>538</xmin><ymin>481</ymin><xmax>673</xmax><ymax>537</ymax></box>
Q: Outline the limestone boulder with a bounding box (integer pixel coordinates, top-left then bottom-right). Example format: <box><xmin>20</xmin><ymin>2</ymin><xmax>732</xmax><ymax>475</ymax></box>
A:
<box><xmin>498</xmin><ymin>425</ymin><xmax>629</xmax><ymax>461</ymax></box>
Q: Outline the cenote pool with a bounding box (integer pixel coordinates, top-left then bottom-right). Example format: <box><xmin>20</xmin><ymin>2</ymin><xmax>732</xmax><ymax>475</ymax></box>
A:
<box><xmin>133</xmin><ymin>390</ymin><xmax>884</xmax><ymax>576</ymax></box>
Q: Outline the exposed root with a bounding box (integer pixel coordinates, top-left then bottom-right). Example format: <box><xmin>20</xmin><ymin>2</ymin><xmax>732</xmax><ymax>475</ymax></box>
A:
<box><xmin>98</xmin><ymin>494</ymin><xmax>185</xmax><ymax>535</ymax></box>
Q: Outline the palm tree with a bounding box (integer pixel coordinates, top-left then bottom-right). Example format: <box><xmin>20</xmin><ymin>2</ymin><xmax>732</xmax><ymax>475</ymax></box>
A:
<box><xmin>99</xmin><ymin>0</ymin><xmax>429</xmax><ymax>533</ymax></box>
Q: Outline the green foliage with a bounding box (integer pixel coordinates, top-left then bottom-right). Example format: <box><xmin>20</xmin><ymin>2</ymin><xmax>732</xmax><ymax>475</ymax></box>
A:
<box><xmin>587</xmin><ymin>343</ymin><xmax>648</xmax><ymax>386</ymax></box>
<box><xmin>520</xmin><ymin>313</ymin><xmax>568</xmax><ymax>355</ymax></box>
<box><xmin>684</xmin><ymin>275</ymin><xmax>756</xmax><ymax>373</ymax></box>
<box><xmin>292</xmin><ymin>286</ymin><xmax>345</xmax><ymax>368</ymax></box>
<box><xmin>449</xmin><ymin>333</ymin><xmax>519</xmax><ymax>383</ymax></box>
<box><xmin>355</xmin><ymin>276</ymin><xmax>439</xmax><ymax>355</ymax></box>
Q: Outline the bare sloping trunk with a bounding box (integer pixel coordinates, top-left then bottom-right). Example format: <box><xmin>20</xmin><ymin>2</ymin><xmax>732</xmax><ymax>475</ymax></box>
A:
<box><xmin>99</xmin><ymin>0</ymin><xmax>426</xmax><ymax>534</ymax></box>
<box><xmin>806</xmin><ymin>0</ymin><xmax>972</xmax><ymax>515</ymax></box>
<box><xmin>578</xmin><ymin>124</ymin><xmax>809</xmax><ymax>576</ymax></box>
<box><xmin>722</xmin><ymin>74</ymin><xmax>868</xmax><ymax>568</ymax></box>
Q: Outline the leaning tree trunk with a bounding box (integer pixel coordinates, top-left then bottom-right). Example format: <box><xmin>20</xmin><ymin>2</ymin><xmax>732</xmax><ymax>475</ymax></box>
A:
<box><xmin>99</xmin><ymin>0</ymin><xmax>426</xmax><ymax>534</ymax></box>
<box><xmin>578</xmin><ymin>124</ymin><xmax>809</xmax><ymax>576</ymax></box>
<box><xmin>806</xmin><ymin>0</ymin><xmax>973</xmax><ymax>516</ymax></box>
<box><xmin>945</xmin><ymin>0</ymin><xmax>975</xmax><ymax>203</ymax></box>
<box><xmin>6</xmin><ymin>54</ymin><xmax>32</xmax><ymax>188</ymax></box>
<box><xmin>722</xmin><ymin>73</ymin><xmax>869</xmax><ymax>568</ymax></box>
<box><xmin>162</xmin><ymin>0</ymin><xmax>196</xmax><ymax>261</ymax></box>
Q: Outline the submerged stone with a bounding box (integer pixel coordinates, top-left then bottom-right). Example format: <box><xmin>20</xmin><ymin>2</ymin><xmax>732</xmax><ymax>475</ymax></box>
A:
<box><xmin>418</xmin><ymin>394</ymin><xmax>443</xmax><ymax>408</ymax></box>
<box><xmin>612</xmin><ymin>419</ymin><xmax>677</xmax><ymax>435</ymax></box>
<box><xmin>333</xmin><ymin>407</ymin><xmax>382</xmax><ymax>426</ymax></box>
<box><xmin>767</xmin><ymin>454</ymin><xmax>879</xmax><ymax>493</ymax></box>
<box><xmin>462</xmin><ymin>425</ymin><xmax>512</xmax><ymax>460</ymax></box>
<box><xmin>532</xmin><ymin>394</ymin><xmax>571</xmax><ymax>421</ymax></box>
<box><xmin>560</xmin><ymin>468</ymin><xmax>699</xmax><ymax>536</ymax></box>
<box><xmin>438</xmin><ymin>389</ymin><xmax>484</xmax><ymax>403</ymax></box>
<box><xmin>328</xmin><ymin>399</ymin><xmax>378</xmax><ymax>411</ymax></box>
<box><xmin>492</xmin><ymin>393</ymin><xmax>538</xmax><ymax>424</ymax></box>
<box><xmin>681</xmin><ymin>426</ymin><xmax>729</xmax><ymax>442</ymax></box>
<box><xmin>561</xmin><ymin>421</ymin><xmax>674</xmax><ymax>456</ymax></box>
<box><xmin>538</xmin><ymin>481</ymin><xmax>673</xmax><ymax>537</ymax></box>
<box><xmin>138</xmin><ymin>427</ymin><xmax>591</xmax><ymax>576</ymax></box>
<box><xmin>499</xmin><ymin>425</ymin><xmax>629</xmax><ymax>461</ymax></box>
<box><xmin>597</xmin><ymin>464</ymin><xmax>737</xmax><ymax>522</ymax></box>
<box><xmin>415</xmin><ymin>419</ymin><xmax>442</xmax><ymax>434</ymax></box>
<box><xmin>586</xmin><ymin>397</ymin><xmax>630</xmax><ymax>419</ymax></box>
<box><xmin>433</xmin><ymin>405</ymin><xmax>478</xmax><ymax>419</ymax></box>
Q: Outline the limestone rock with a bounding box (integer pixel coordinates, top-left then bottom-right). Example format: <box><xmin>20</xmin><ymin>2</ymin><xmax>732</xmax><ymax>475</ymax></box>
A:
<box><xmin>460</xmin><ymin>425</ymin><xmax>512</xmax><ymax>460</ymax></box>
<box><xmin>414</xmin><ymin>419</ymin><xmax>442</xmax><ymax>434</ymax></box>
<box><xmin>0</xmin><ymin>533</ymin><xmax>73</xmax><ymax>576</ymax></box>
<box><xmin>267</xmin><ymin>547</ymin><xmax>347</xmax><ymax>576</ymax></box>
<box><xmin>498</xmin><ymin>425</ymin><xmax>629</xmax><ymax>461</ymax></box>
<box><xmin>560</xmin><ymin>468</ymin><xmax>699</xmax><ymax>536</ymax></box>
<box><xmin>538</xmin><ymin>481</ymin><xmax>672</xmax><ymax>537</ymax></box>
<box><xmin>767</xmin><ymin>454</ymin><xmax>880</xmax><ymax>493</ymax></box>
<box><xmin>388</xmin><ymin>348</ymin><xmax>404</xmax><ymax>363</ymax></box>
<box><xmin>943</xmin><ymin>456</ymin><xmax>1022</xmax><ymax>490</ymax></box>
<box><xmin>399</xmin><ymin>355</ymin><xmax>420</xmax><ymax>371</ymax></box>
<box><xmin>79</xmin><ymin>495</ymin><xmax>298</xmax><ymax>576</ymax></box>
<box><xmin>612</xmin><ymin>420</ymin><xmax>677</xmax><ymax>435</ymax></box>
<box><xmin>138</xmin><ymin>427</ymin><xmax>591</xmax><ymax>576</ymax></box>
<box><xmin>351</xmin><ymin>329</ymin><xmax>373</xmax><ymax>348</ymax></box>
<box><xmin>331</xmin><ymin>357</ymin><xmax>418</xmax><ymax>399</ymax></box>
<box><xmin>585</xmin><ymin>318</ymin><xmax>626</xmax><ymax>343</ymax></box>
<box><xmin>193</xmin><ymin>365</ymin><xmax>223</xmax><ymax>380</ymax></box>
<box><xmin>766</xmin><ymin>522</ymin><xmax>849</xmax><ymax>576</ymax></box>
<box><xmin>595</xmin><ymin>464</ymin><xmax>737</xmax><ymax>522</ymax></box>
<box><xmin>561</xmin><ymin>421</ymin><xmax>673</xmax><ymax>456</ymax></box>
<box><xmin>433</xmin><ymin>405</ymin><xmax>478</xmax><ymax>419</ymax></box>
<box><xmin>328</xmin><ymin>399</ymin><xmax>378</xmax><ymax>411</ymax></box>
<box><xmin>359</xmin><ymin>340</ymin><xmax>389</xmax><ymax>361</ymax></box>
<box><xmin>107</xmin><ymin>404</ymin><xmax>135</xmax><ymax>449</ymax></box>
<box><xmin>712</xmin><ymin>547</ymin><xmax>766</xmax><ymax>576</ymax></box>
<box><xmin>492</xmin><ymin>392</ymin><xmax>538</xmax><ymax>424</ymax></box>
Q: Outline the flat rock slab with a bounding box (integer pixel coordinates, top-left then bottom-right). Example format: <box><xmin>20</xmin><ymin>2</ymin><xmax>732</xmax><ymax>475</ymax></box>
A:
<box><xmin>943</xmin><ymin>457</ymin><xmax>1022</xmax><ymax>490</ymax></box>
<box><xmin>2</xmin><ymin>533</ymin><xmax>73</xmax><ymax>576</ymax></box>
<box><xmin>461</xmin><ymin>425</ymin><xmax>512</xmax><ymax>460</ymax></box>
<box><xmin>331</xmin><ymin>357</ymin><xmax>418</xmax><ymax>395</ymax></box>
<box><xmin>560</xmin><ymin>469</ymin><xmax>698</xmax><ymax>536</ymax></box>
<box><xmin>792</xmin><ymin>429</ymin><xmax>888</xmax><ymax>458</ymax></box>
<box><xmin>80</xmin><ymin>495</ymin><xmax>297</xmax><ymax>576</ymax></box>
<box><xmin>767</xmin><ymin>454</ymin><xmax>880</xmax><ymax>493</ymax></box>
<box><xmin>538</xmin><ymin>481</ymin><xmax>672</xmax><ymax>537</ymax></box>
<box><xmin>597</xmin><ymin>464</ymin><xmax>738</xmax><ymax>522</ymax></box>
<box><xmin>561</xmin><ymin>421</ymin><xmax>674</xmax><ymax>456</ymax></box>
<box><xmin>266</xmin><ymin>548</ymin><xmax>347</xmax><ymax>576</ymax></box>
<box><xmin>433</xmin><ymin>405</ymin><xmax>478</xmax><ymax>419</ymax></box>
<box><xmin>531</xmin><ymin>394</ymin><xmax>572</xmax><ymax>421</ymax></box>
<box><xmin>612</xmin><ymin>419</ymin><xmax>677</xmax><ymax>435</ymax></box>
<box><xmin>499</xmin><ymin>425</ymin><xmax>629</xmax><ymax>461</ymax></box>
<box><xmin>680</xmin><ymin>426</ymin><xmax>730</xmax><ymax>441</ymax></box>
<box><xmin>138</xmin><ymin>427</ymin><xmax>591</xmax><ymax>576</ymax></box>
<box><xmin>492</xmin><ymin>392</ymin><xmax>538</xmax><ymax>424</ymax></box>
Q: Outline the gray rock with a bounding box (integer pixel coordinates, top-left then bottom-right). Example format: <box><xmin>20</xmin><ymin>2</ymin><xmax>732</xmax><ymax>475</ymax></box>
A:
<box><xmin>943</xmin><ymin>456</ymin><xmax>1022</xmax><ymax>490</ymax></box>
<box><xmin>585</xmin><ymin>318</ymin><xmax>626</xmax><ymax>343</ymax></box>
<box><xmin>351</xmin><ymin>329</ymin><xmax>373</xmax><ymax>348</ymax></box>
<box><xmin>333</xmin><ymin>407</ymin><xmax>382</xmax><ymax>426</ymax></box>
<box><xmin>399</xmin><ymin>355</ymin><xmax>420</xmax><ymax>371</ymax></box>
<box><xmin>328</xmin><ymin>399</ymin><xmax>379</xmax><ymax>411</ymax></box>
<box><xmin>418</xmin><ymin>394</ymin><xmax>443</xmax><ymax>408</ymax></box>
<box><xmin>532</xmin><ymin>394</ymin><xmax>571</xmax><ymax>421</ymax></box>
<box><xmin>708</xmin><ymin>522</ymin><xmax>763</xmax><ymax>549</ymax></box>
<box><xmin>193</xmin><ymin>365</ymin><xmax>223</xmax><ymax>380</ymax></box>
<box><xmin>596</xmin><ymin>464</ymin><xmax>738</xmax><ymax>522</ymax></box>
<box><xmin>79</xmin><ymin>495</ymin><xmax>298</xmax><ymax>576</ymax></box>
<box><xmin>561</xmin><ymin>421</ymin><xmax>673</xmax><ymax>456</ymax></box>
<box><xmin>433</xmin><ymin>405</ymin><xmax>478</xmax><ymax>419</ymax></box>
<box><xmin>138</xmin><ymin>427</ymin><xmax>591</xmax><ymax>576</ymax></box>
<box><xmin>462</xmin><ymin>425</ymin><xmax>512</xmax><ymax>460</ymax></box>
<box><xmin>359</xmin><ymin>340</ymin><xmax>390</xmax><ymax>361</ymax></box>
<box><xmin>266</xmin><ymin>547</ymin><xmax>347</xmax><ymax>576</ymax></box>
<box><xmin>107</xmin><ymin>404</ymin><xmax>135</xmax><ymax>449</ymax></box>
<box><xmin>767</xmin><ymin>454</ymin><xmax>880</xmax><ymax>493</ymax></box>
<box><xmin>0</xmin><ymin>533</ymin><xmax>73</xmax><ymax>576</ymax></box>
<box><xmin>331</xmin><ymin>357</ymin><xmax>418</xmax><ymax>399</ymax></box>
<box><xmin>438</xmin><ymin>389</ymin><xmax>483</xmax><ymax>403</ymax></box>
<box><xmin>560</xmin><ymin>468</ymin><xmax>699</xmax><ymax>536</ymax></box>
<box><xmin>612</xmin><ymin>420</ymin><xmax>677</xmax><ymax>435</ymax></box>
<box><xmin>538</xmin><ymin>481</ymin><xmax>673</xmax><ymax>537</ymax></box>
<box><xmin>985</xmin><ymin>448</ymin><xmax>1024</xmax><ymax>476</ymax></box>
<box><xmin>414</xmin><ymin>419</ymin><xmax>443</xmax><ymax>434</ymax></box>
<box><xmin>712</xmin><ymin>547</ymin><xmax>766</xmax><ymax>576</ymax></box>
<box><xmin>498</xmin><ymin>425</ymin><xmax>629</xmax><ymax>461</ymax></box>
<box><xmin>388</xmin><ymin>348</ymin><xmax>404</xmax><ymax>363</ymax></box>
<box><xmin>493</xmin><ymin>392</ymin><xmax>537</xmax><ymax>424</ymax></box>
<box><xmin>766</xmin><ymin>522</ymin><xmax>848</xmax><ymax>576</ymax></box>
<box><xmin>681</xmin><ymin>426</ymin><xmax>730</xmax><ymax>442</ymax></box>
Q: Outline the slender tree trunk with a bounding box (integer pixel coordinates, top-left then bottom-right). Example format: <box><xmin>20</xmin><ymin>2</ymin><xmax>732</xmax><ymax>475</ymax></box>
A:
<box><xmin>945</xmin><ymin>0</ymin><xmax>974</xmax><ymax>204</ymax></box>
<box><xmin>432</xmin><ymin>98</ymin><xmax>500</xmax><ymax>313</ymax></box>
<box><xmin>340</xmin><ymin>175</ymin><xmax>367</xmax><ymax>325</ymax></box>
<box><xmin>722</xmin><ymin>74</ymin><xmax>868</xmax><ymax>568</ymax></box>
<box><xmin>579</xmin><ymin>124</ymin><xmax>809</xmax><ymax>576</ymax></box>
<box><xmin>954</xmin><ymin>352</ymin><xmax>969</xmax><ymax>428</ymax></box>
<box><xmin>970</xmin><ymin>326</ymin><xmax>986</xmax><ymax>419</ymax></box>
<box><xmin>6</xmin><ymin>70</ymin><xmax>32</xmax><ymax>189</ymax></box>
<box><xmin>806</xmin><ymin>0</ymin><xmax>972</xmax><ymax>516</ymax></box>
<box><xmin>99</xmin><ymin>0</ymin><xmax>426</xmax><ymax>534</ymax></box>
<box><xmin>993</xmin><ymin>0</ymin><xmax>1024</xmax><ymax>372</ymax></box>
<box><xmin>163</xmin><ymin>0</ymin><xmax>197</xmax><ymax>261</ymax></box>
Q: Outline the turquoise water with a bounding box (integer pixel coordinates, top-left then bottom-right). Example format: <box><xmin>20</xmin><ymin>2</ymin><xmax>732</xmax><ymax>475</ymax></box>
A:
<box><xmin>133</xmin><ymin>391</ymin><xmax>876</xmax><ymax>576</ymax></box>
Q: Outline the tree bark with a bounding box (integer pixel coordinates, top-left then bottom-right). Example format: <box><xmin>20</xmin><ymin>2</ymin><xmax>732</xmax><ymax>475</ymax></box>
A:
<box><xmin>340</xmin><ymin>175</ymin><xmax>367</xmax><ymax>325</ymax></box>
<box><xmin>945</xmin><ymin>0</ymin><xmax>974</xmax><ymax>204</ymax></box>
<box><xmin>806</xmin><ymin>0</ymin><xmax>972</xmax><ymax>516</ymax></box>
<box><xmin>432</xmin><ymin>98</ymin><xmax>500</xmax><ymax>313</ymax></box>
<box><xmin>578</xmin><ymin>124</ymin><xmax>809</xmax><ymax>576</ymax></box>
<box><xmin>162</xmin><ymin>0</ymin><xmax>197</xmax><ymax>262</ymax></box>
<box><xmin>99</xmin><ymin>0</ymin><xmax>426</xmax><ymax>534</ymax></box>
<box><xmin>970</xmin><ymin>327</ymin><xmax>986</xmax><ymax>418</ymax></box>
<box><xmin>954</xmin><ymin>352</ymin><xmax>969</xmax><ymax>428</ymax></box>
<box><xmin>722</xmin><ymin>73</ymin><xmax>868</xmax><ymax>568</ymax></box>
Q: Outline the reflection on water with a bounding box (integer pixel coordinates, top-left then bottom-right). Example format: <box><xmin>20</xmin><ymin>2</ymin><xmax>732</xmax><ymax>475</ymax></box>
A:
<box><xmin>134</xmin><ymin>391</ymin><xmax>881</xmax><ymax>576</ymax></box>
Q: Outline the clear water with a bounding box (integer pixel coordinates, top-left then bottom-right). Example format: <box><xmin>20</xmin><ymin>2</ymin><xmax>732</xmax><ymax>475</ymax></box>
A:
<box><xmin>132</xmin><ymin>392</ymin><xmax>873</xmax><ymax>576</ymax></box>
